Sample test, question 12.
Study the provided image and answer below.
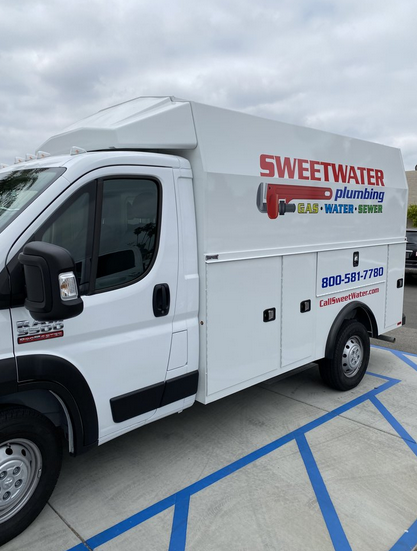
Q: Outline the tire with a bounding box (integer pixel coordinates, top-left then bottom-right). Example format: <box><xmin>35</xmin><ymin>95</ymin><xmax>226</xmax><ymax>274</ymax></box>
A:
<box><xmin>319</xmin><ymin>320</ymin><xmax>370</xmax><ymax>391</ymax></box>
<box><xmin>0</xmin><ymin>407</ymin><xmax>62</xmax><ymax>546</ymax></box>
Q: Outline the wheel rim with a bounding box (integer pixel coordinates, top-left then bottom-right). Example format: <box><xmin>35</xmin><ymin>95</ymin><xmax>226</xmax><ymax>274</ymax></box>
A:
<box><xmin>341</xmin><ymin>335</ymin><xmax>363</xmax><ymax>378</ymax></box>
<box><xmin>0</xmin><ymin>439</ymin><xmax>42</xmax><ymax>523</ymax></box>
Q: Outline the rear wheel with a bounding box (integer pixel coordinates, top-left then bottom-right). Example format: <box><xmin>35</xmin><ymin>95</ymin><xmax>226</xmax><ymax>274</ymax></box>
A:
<box><xmin>0</xmin><ymin>407</ymin><xmax>62</xmax><ymax>546</ymax></box>
<box><xmin>319</xmin><ymin>320</ymin><xmax>370</xmax><ymax>391</ymax></box>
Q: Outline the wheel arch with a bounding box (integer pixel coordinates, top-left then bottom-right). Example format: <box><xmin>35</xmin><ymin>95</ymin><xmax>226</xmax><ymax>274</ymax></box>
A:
<box><xmin>0</xmin><ymin>355</ymin><xmax>98</xmax><ymax>456</ymax></box>
<box><xmin>0</xmin><ymin>389</ymin><xmax>73</xmax><ymax>451</ymax></box>
<box><xmin>325</xmin><ymin>301</ymin><xmax>378</xmax><ymax>359</ymax></box>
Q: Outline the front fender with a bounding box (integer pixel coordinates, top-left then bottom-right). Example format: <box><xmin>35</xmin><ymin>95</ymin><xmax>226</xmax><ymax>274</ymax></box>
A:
<box><xmin>17</xmin><ymin>354</ymin><xmax>98</xmax><ymax>455</ymax></box>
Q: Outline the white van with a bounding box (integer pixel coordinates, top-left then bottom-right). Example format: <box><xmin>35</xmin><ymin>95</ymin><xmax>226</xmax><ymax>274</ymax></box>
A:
<box><xmin>0</xmin><ymin>97</ymin><xmax>407</xmax><ymax>544</ymax></box>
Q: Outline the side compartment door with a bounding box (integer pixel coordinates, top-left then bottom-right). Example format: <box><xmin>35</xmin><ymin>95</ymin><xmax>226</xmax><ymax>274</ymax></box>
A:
<box><xmin>205</xmin><ymin>256</ymin><xmax>281</xmax><ymax>402</ymax></box>
<box><xmin>385</xmin><ymin>243</ymin><xmax>406</xmax><ymax>331</ymax></box>
<box><xmin>9</xmin><ymin>166</ymin><xmax>178</xmax><ymax>441</ymax></box>
<box><xmin>281</xmin><ymin>253</ymin><xmax>316</xmax><ymax>370</ymax></box>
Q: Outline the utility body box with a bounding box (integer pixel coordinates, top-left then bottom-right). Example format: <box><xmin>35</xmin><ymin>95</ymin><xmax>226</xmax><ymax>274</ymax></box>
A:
<box><xmin>0</xmin><ymin>96</ymin><xmax>408</xmax><ymax>544</ymax></box>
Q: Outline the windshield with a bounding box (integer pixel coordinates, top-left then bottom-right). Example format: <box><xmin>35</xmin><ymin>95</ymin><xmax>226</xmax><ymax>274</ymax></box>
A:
<box><xmin>407</xmin><ymin>232</ymin><xmax>417</xmax><ymax>245</ymax></box>
<box><xmin>0</xmin><ymin>168</ymin><xmax>65</xmax><ymax>233</ymax></box>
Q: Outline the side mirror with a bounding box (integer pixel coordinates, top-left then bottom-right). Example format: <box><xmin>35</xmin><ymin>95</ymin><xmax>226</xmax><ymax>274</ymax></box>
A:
<box><xmin>18</xmin><ymin>241</ymin><xmax>84</xmax><ymax>321</ymax></box>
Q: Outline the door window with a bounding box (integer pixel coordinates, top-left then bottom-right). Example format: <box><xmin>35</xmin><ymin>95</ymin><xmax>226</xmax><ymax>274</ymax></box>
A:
<box><xmin>95</xmin><ymin>178</ymin><xmax>159</xmax><ymax>290</ymax></box>
<box><xmin>37</xmin><ymin>187</ymin><xmax>94</xmax><ymax>285</ymax></box>
<box><xmin>34</xmin><ymin>176</ymin><xmax>160</xmax><ymax>294</ymax></box>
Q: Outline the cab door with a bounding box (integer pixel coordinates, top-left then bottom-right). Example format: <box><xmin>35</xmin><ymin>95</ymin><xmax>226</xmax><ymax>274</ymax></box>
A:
<box><xmin>9</xmin><ymin>165</ymin><xmax>178</xmax><ymax>441</ymax></box>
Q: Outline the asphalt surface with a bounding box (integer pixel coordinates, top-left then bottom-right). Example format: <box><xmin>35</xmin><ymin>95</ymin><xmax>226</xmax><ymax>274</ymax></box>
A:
<box><xmin>372</xmin><ymin>274</ymin><xmax>417</xmax><ymax>354</ymax></box>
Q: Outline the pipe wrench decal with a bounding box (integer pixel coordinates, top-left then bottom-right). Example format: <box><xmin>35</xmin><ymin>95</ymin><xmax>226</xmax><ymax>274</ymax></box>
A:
<box><xmin>256</xmin><ymin>182</ymin><xmax>333</xmax><ymax>219</ymax></box>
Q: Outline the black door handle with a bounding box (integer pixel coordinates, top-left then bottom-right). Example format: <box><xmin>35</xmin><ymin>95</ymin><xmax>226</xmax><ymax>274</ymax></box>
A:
<box><xmin>153</xmin><ymin>284</ymin><xmax>170</xmax><ymax>317</ymax></box>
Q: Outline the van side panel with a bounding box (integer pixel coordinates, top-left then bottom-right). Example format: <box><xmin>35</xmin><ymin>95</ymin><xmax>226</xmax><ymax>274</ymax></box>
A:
<box><xmin>316</xmin><ymin>246</ymin><xmax>387</xmax><ymax>297</ymax></box>
<box><xmin>385</xmin><ymin>243</ymin><xmax>406</xmax><ymax>330</ymax></box>
<box><xmin>198</xmin><ymin>256</ymin><xmax>281</xmax><ymax>404</ymax></box>
<box><xmin>281</xmin><ymin>253</ymin><xmax>317</xmax><ymax>370</ymax></box>
<box><xmin>186</xmin><ymin>101</ymin><xmax>408</xmax><ymax>256</ymax></box>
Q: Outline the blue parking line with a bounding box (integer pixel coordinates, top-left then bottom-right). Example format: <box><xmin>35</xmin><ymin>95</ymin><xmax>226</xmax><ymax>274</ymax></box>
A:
<box><xmin>376</xmin><ymin>346</ymin><xmax>417</xmax><ymax>551</ymax></box>
<box><xmin>372</xmin><ymin>344</ymin><xmax>417</xmax><ymax>359</ymax></box>
<box><xmin>389</xmin><ymin>349</ymin><xmax>417</xmax><ymax>372</ymax></box>
<box><xmin>70</xmin><ymin>495</ymin><xmax>178</xmax><ymax>550</ymax></box>
<box><xmin>372</xmin><ymin>345</ymin><xmax>417</xmax><ymax>371</ymax></box>
<box><xmin>168</xmin><ymin>493</ymin><xmax>191</xmax><ymax>551</ymax></box>
<box><xmin>66</xmin><ymin>372</ymin><xmax>399</xmax><ymax>551</ymax></box>
<box><xmin>370</xmin><ymin>396</ymin><xmax>417</xmax><ymax>457</ymax></box>
<box><xmin>389</xmin><ymin>517</ymin><xmax>417</xmax><ymax>551</ymax></box>
<box><xmin>297</xmin><ymin>434</ymin><xmax>352</xmax><ymax>551</ymax></box>
<box><xmin>65</xmin><ymin>349</ymin><xmax>417</xmax><ymax>551</ymax></box>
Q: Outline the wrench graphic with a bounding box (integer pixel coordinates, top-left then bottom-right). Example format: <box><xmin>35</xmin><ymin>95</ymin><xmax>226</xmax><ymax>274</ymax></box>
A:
<box><xmin>257</xmin><ymin>182</ymin><xmax>333</xmax><ymax>219</ymax></box>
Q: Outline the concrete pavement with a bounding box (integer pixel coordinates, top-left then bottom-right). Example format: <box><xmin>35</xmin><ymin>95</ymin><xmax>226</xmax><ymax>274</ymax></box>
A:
<box><xmin>4</xmin><ymin>346</ymin><xmax>417</xmax><ymax>551</ymax></box>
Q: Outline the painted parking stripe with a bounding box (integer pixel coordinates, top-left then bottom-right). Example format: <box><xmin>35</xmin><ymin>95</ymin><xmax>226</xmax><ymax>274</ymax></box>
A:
<box><xmin>297</xmin><ymin>434</ymin><xmax>352</xmax><ymax>551</ymax></box>
<box><xmin>169</xmin><ymin>493</ymin><xmax>191</xmax><ymax>551</ymax></box>
<box><xmin>66</xmin><ymin>372</ymin><xmax>401</xmax><ymax>551</ymax></box>
<box><xmin>372</xmin><ymin>345</ymin><xmax>417</xmax><ymax>371</ymax></box>
<box><xmin>80</xmin><ymin>495</ymin><xmax>177</xmax><ymax>549</ymax></box>
<box><xmin>389</xmin><ymin>517</ymin><xmax>417</xmax><ymax>551</ymax></box>
<box><xmin>370</xmin><ymin>396</ymin><xmax>417</xmax><ymax>457</ymax></box>
<box><xmin>67</xmin><ymin>344</ymin><xmax>417</xmax><ymax>551</ymax></box>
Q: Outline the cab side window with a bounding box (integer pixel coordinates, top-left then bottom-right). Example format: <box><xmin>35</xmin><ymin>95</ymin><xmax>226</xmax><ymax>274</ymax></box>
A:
<box><xmin>37</xmin><ymin>188</ymin><xmax>94</xmax><ymax>285</ymax></box>
<box><xmin>95</xmin><ymin>178</ymin><xmax>159</xmax><ymax>290</ymax></box>
<box><xmin>35</xmin><ymin>177</ymin><xmax>159</xmax><ymax>294</ymax></box>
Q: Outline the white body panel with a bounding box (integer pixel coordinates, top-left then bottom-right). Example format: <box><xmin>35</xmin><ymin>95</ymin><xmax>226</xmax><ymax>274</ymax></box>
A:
<box><xmin>316</xmin><ymin>246</ymin><xmax>387</xmax><ymax>297</ymax></box>
<box><xmin>201</xmin><ymin>256</ymin><xmax>281</xmax><ymax>402</ymax></box>
<box><xmin>385</xmin><ymin>243</ymin><xmax>407</xmax><ymax>331</ymax></box>
<box><xmin>282</xmin><ymin>253</ymin><xmax>317</xmax><ymax>369</ymax></box>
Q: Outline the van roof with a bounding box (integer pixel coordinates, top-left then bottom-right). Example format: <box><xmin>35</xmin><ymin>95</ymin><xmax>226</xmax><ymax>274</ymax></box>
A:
<box><xmin>38</xmin><ymin>97</ymin><xmax>197</xmax><ymax>156</ymax></box>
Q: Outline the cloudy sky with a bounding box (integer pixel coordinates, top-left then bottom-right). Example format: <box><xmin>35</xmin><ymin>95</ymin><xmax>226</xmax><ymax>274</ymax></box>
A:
<box><xmin>0</xmin><ymin>0</ymin><xmax>416</xmax><ymax>169</ymax></box>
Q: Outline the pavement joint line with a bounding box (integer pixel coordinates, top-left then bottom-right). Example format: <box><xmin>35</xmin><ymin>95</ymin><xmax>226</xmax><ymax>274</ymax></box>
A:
<box><xmin>262</xmin><ymin>376</ymin><xmax>413</xmax><ymax>446</ymax></box>
<box><xmin>64</xmin><ymin>353</ymin><xmax>417</xmax><ymax>551</ymax></box>
<box><xmin>369</xmin><ymin>396</ymin><xmax>417</xmax><ymax>456</ymax></box>
<box><xmin>260</xmin><ymin>384</ymin><xmax>336</xmax><ymax>414</ymax></box>
<box><xmin>46</xmin><ymin>503</ymin><xmax>92</xmax><ymax>551</ymax></box>
<box><xmin>338</xmin><ymin>412</ymin><xmax>416</xmax><ymax>445</ymax></box>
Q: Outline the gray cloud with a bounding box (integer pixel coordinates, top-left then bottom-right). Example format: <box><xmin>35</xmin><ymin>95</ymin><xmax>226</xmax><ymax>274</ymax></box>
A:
<box><xmin>0</xmin><ymin>0</ymin><xmax>416</xmax><ymax>169</ymax></box>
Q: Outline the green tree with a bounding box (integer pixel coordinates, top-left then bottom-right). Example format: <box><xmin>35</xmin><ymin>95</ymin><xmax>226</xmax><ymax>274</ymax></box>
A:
<box><xmin>408</xmin><ymin>204</ymin><xmax>417</xmax><ymax>227</ymax></box>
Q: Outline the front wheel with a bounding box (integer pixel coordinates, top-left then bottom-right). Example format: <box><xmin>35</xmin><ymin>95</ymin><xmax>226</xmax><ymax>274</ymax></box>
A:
<box><xmin>319</xmin><ymin>320</ymin><xmax>370</xmax><ymax>391</ymax></box>
<box><xmin>0</xmin><ymin>407</ymin><xmax>62</xmax><ymax>546</ymax></box>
